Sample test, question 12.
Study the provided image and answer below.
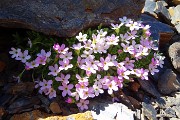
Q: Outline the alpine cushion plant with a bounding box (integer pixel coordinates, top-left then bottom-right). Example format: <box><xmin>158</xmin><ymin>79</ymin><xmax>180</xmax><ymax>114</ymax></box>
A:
<box><xmin>9</xmin><ymin>16</ymin><xmax>165</xmax><ymax>111</ymax></box>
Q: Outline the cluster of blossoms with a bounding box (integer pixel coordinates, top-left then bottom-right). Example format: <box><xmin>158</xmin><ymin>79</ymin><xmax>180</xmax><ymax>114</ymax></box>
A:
<box><xmin>9</xmin><ymin>17</ymin><xmax>165</xmax><ymax>111</ymax></box>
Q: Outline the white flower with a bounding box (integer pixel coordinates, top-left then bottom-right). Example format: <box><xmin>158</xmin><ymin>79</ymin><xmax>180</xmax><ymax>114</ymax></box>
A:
<box><xmin>76</xmin><ymin>32</ymin><xmax>87</xmax><ymax>42</ymax></box>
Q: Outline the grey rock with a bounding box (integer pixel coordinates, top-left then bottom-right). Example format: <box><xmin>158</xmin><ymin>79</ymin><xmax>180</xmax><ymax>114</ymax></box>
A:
<box><xmin>143</xmin><ymin>0</ymin><xmax>171</xmax><ymax>23</ymax></box>
<box><xmin>89</xmin><ymin>98</ymin><xmax>134</xmax><ymax>120</ymax></box>
<box><xmin>0</xmin><ymin>0</ymin><xmax>145</xmax><ymax>37</ymax></box>
<box><xmin>158</xmin><ymin>69</ymin><xmax>180</xmax><ymax>95</ymax></box>
<box><xmin>164</xmin><ymin>108</ymin><xmax>176</xmax><ymax>118</ymax></box>
<box><xmin>137</xmin><ymin>78</ymin><xmax>161</xmax><ymax>98</ymax></box>
<box><xmin>169</xmin><ymin>5</ymin><xmax>180</xmax><ymax>33</ymax></box>
<box><xmin>142</xmin><ymin>102</ymin><xmax>157</xmax><ymax>120</ymax></box>
<box><xmin>0</xmin><ymin>94</ymin><xmax>14</xmax><ymax>106</ymax></box>
<box><xmin>169</xmin><ymin>42</ymin><xmax>180</xmax><ymax>72</ymax></box>
<box><xmin>170</xmin><ymin>118</ymin><xmax>180</xmax><ymax>120</ymax></box>
<box><xmin>172</xmin><ymin>106</ymin><xmax>180</xmax><ymax>118</ymax></box>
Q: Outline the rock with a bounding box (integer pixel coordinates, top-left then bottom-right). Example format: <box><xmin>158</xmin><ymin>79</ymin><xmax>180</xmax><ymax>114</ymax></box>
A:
<box><xmin>158</xmin><ymin>69</ymin><xmax>180</xmax><ymax>95</ymax></box>
<box><xmin>49</xmin><ymin>101</ymin><xmax>62</xmax><ymax>114</ymax></box>
<box><xmin>10</xmin><ymin>110</ymin><xmax>93</xmax><ymax>120</ymax></box>
<box><xmin>0</xmin><ymin>94</ymin><xmax>14</xmax><ymax>106</ymax></box>
<box><xmin>5</xmin><ymin>82</ymin><xmax>35</xmax><ymax>95</ymax></box>
<box><xmin>170</xmin><ymin>118</ymin><xmax>180</xmax><ymax>120</ymax></box>
<box><xmin>40</xmin><ymin>104</ymin><xmax>51</xmax><ymax>114</ymax></box>
<box><xmin>172</xmin><ymin>106</ymin><xmax>180</xmax><ymax>118</ymax></box>
<box><xmin>127</xmin><ymin>96</ymin><xmax>142</xmax><ymax>109</ymax></box>
<box><xmin>164</xmin><ymin>108</ymin><xmax>176</xmax><ymax>118</ymax></box>
<box><xmin>141</xmin><ymin>14</ymin><xmax>174</xmax><ymax>50</ymax></box>
<box><xmin>38</xmin><ymin>94</ymin><xmax>50</xmax><ymax>106</ymax></box>
<box><xmin>168</xmin><ymin>5</ymin><xmax>180</xmax><ymax>33</ymax></box>
<box><xmin>89</xmin><ymin>99</ymin><xmax>135</xmax><ymax>120</ymax></box>
<box><xmin>0</xmin><ymin>0</ymin><xmax>145</xmax><ymax>37</ymax></box>
<box><xmin>0</xmin><ymin>61</ymin><xmax>6</xmax><ymax>72</ymax></box>
<box><xmin>7</xmin><ymin>96</ymin><xmax>40</xmax><ymax>114</ymax></box>
<box><xmin>0</xmin><ymin>107</ymin><xmax>6</xmax><ymax>119</ymax></box>
<box><xmin>172</xmin><ymin>0</ymin><xmax>180</xmax><ymax>5</ymax></box>
<box><xmin>137</xmin><ymin>78</ymin><xmax>161</xmax><ymax>98</ymax></box>
<box><xmin>128</xmin><ymin>81</ymin><xmax>140</xmax><ymax>92</ymax></box>
<box><xmin>169</xmin><ymin>42</ymin><xmax>180</xmax><ymax>72</ymax></box>
<box><xmin>114</xmin><ymin>90</ymin><xmax>134</xmax><ymax>110</ymax></box>
<box><xmin>143</xmin><ymin>0</ymin><xmax>171</xmax><ymax>23</ymax></box>
<box><xmin>142</xmin><ymin>102</ymin><xmax>157</xmax><ymax>120</ymax></box>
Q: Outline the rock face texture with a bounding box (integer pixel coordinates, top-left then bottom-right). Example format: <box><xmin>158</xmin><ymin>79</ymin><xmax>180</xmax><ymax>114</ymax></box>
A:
<box><xmin>0</xmin><ymin>0</ymin><xmax>145</xmax><ymax>37</ymax></box>
<box><xmin>158</xmin><ymin>69</ymin><xmax>180</xmax><ymax>95</ymax></box>
<box><xmin>169</xmin><ymin>42</ymin><xmax>180</xmax><ymax>72</ymax></box>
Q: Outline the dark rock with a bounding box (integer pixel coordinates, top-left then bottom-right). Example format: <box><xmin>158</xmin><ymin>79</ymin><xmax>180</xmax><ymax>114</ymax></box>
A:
<box><xmin>127</xmin><ymin>96</ymin><xmax>141</xmax><ymax>109</ymax></box>
<box><xmin>0</xmin><ymin>0</ymin><xmax>145</xmax><ymax>37</ymax></box>
<box><xmin>114</xmin><ymin>90</ymin><xmax>134</xmax><ymax>110</ymax></box>
<box><xmin>0</xmin><ymin>107</ymin><xmax>6</xmax><ymax>119</ymax></box>
<box><xmin>0</xmin><ymin>61</ymin><xmax>6</xmax><ymax>72</ymax></box>
<box><xmin>158</xmin><ymin>69</ymin><xmax>180</xmax><ymax>95</ymax></box>
<box><xmin>172</xmin><ymin>0</ymin><xmax>180</xmax><ymax>5</ymax></box>
<box><xmin>5</xmin><ymin>82</ymin><xmax>35</xmax><ymax>95</ymax></box>
<box><xmin>0</xmin><ymin>94</ymin><xmax>14</xmax><ymax>106</ymax></box>
<box><xmin>169</xmin><ymin>42</ymin><xmax>180</xmax><ymax>72</ymax></box>
<box><xmin>142</xmin><ymin>102</ymin><xmax>157</xmax><ymax>120</ymax></box>
<box><xmin>7</xmin><ymin>96</ymin><xmax>40</xmax><ymax>114</ymax></box>
<box><xmin>40</xmin><ymin>104</ymin><xmax>51</xmax><ymax>114</ymax></box>
<box><xmin>137</xmin><ymin>78</ymin><xmax>161</xmax><ymax>98</ymax></box>
<box><xmin>141</xmin><ymin>14</ymin><xmax>174</xmax><ymax>50</ymax></box>
<box><xmin>38</xmin><ymin>94</ymin><xmax>50</xmax><ymax>106</ymax></box>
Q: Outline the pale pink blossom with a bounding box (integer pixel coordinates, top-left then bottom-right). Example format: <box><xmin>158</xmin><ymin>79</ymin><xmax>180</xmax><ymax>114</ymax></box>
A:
<box><xmin>48</xmin><ymin>64</ymin><xmax>61</xmax><ymax>76</ymax></box>
<box><xmin>58</xmin><ymin>83</ymin><xmax>74</xmax><ymax>97</ymax></box>
<box><xmin>55</xmin><ymin>73</ymin><xmax>70</xmax><ymax>84</ymax></box>
<box><xmin>77</xmin><ymin>99</ymin><xmax>89</xmax><ymax>111</ymax></box>
<box><xmin>76</xmin><ymin>32</ymin><xmax>87</xmax><ymax>42</ymax></box>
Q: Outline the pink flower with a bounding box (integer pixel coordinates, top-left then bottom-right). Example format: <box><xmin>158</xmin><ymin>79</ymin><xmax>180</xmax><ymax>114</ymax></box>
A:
<box><xmin>97</xmin><ymin>29</ymin><xmax>107</xmax><ymax>37</ymax></box>
<box><xmin>117</xmin><ymin>68</ymin><xmax>131</xmax><ymax>80</ymax></box>
<box><xmin>127</xmin><ymin>30</ymin><xmax>138</xmax><ymax>40</ymax></box>
<box><xmin>57</xmin><ymin>44</ymin><xmax>69</xmax><ymax>54</ymax></box>
<box><xmin>39</xmin><ymin>79</ymin><xmax>52</xmax><ymax>91</ymax></box>
<box><xmin>65</xmin><ymin>97</ymin><xmax>74</xmax><ymax>103</ymax></box>
<box><xmin>71</xmin><ymin>92</ymin><xmax>80</xmax><ymax>101</ymax></box>
<box><xmin>111</xmin><ymin>23</ymin><xmax>122</xmax><ymax>30</ymax></box>
<box><xmin>98</xmin><ymin>55</ymin><xmax>114</xmax><ymax>71</ymax></box>
<box><xmin>72</xmin><ymin>43</ymin><xmax>83</xmax><ymax>50</ymax></box>
<box><xmin>107</xmin><ymin>80</ymin><xmax>118</xmax><ymax>95</ymax></box>
<box><xmin>55</xmin><ymin>73</ymin><xmax>70</xmax><ymax>84</ymax></box>
<box><xmin>60</xmin><ymin>51</ymin><xmax>72</xmax><ymax>61</ymax></box>
<box><xmin>9</xmin><ymin>47</ymin><xmax>21</xmax><ymax>58</ymax></box>
<box><xmin>133</xmin><ymin>68</ymin><xmax>149</xmax><ymax>80</ymax></box>
<box><xmin>120</xmin><ymin>33</ymin><xmax>130</xmax><ymax>44</ymax></box>
<box><xmin>37</xmin><ymin>49</ymin><xmax>51</xmax><ymax>58</ymax></box>
<box><xmin>26</xmin><ymin>60</ymin><xmax>39</xmax><ymax>69</ymax></box>
<box><xmin>35</xmin><ymin>56</ymin><xmax>47</xmax><ymax>65</ymax></box>
<box><xmin>114</xmin><ymin>76</ymin><xmax>123</xmax><ymax>88</ymax></box>
<box><xmin>76</xmin><ymin>74</ymin><xmax>88</xmax><ymax>84</ymax></box>
<box><xmin>123</xmin><ymin>57</ymin><xmax>135</xmax><ymax>70</ymax></box>
<box><xmin>80</xmin><ymin>87</ymin><xmax>95</xmax><ymax>99</ymax></box>
<box><xmin>53</xmin><ymin>43</ymin><xmax>61</xmax><ymax>51</ymax></box>
<box><xmin>46</xmin><ymin>88</ymin><xmax>56</xmax><ymax>99</ymax></box>
<box><xmin>58</xmin><ymin>83</ymin><xmax>74</xmax><ymax>97</ymax></box>
<box><xmin>59</xmin><ymin>59</ymin><xmax>73</xmax><ymax>70</ymax></box>
<box><xmin>149</xmin><ymin>63</ymin><xmax>159</xmax><ymax>75</ymax></box>
<box><xmin>77</xmin><ymin>99</ymin><xmax>89</xmax><ymax>111</ymax></box>
<box><xmin>93</xmin><ymin>84</ymin><xmax>104</xmax><ymax>96</ymax></box>
<box><xmin>16</xmin><ymin>50</ymin><xmax>31</xmax><ymax>63</ymax></box>
<box><xmin>106</xmin><ymin>34</ymin><xmax>119</xmax><ymax>45</ymax></box>
<box><xmin>48</xmin><ymin>64</ymin><xmax>61</xmax><ymax>76</ymax></box>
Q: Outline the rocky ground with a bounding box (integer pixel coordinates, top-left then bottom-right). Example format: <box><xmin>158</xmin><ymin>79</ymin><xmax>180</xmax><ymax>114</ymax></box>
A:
<box><xmin>0</xmin><ymin>0</ymin><xmax>180</xmax><ymax>120</ymax></box>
